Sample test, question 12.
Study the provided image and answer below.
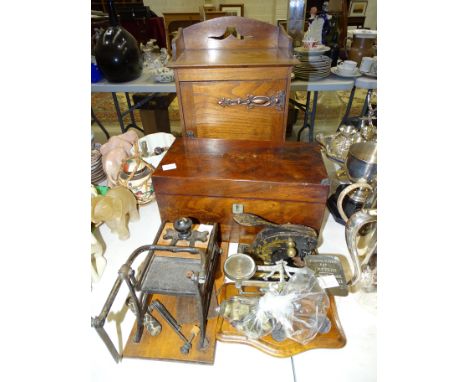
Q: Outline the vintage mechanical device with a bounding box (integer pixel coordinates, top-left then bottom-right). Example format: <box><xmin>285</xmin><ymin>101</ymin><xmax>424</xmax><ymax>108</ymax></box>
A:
<box><xmin>226</xmin><ymin>213</ymin><xmax>348</xmax><ymax>297</ymax></box>
<box><xmin>91</xmin><ymin>217</ymin><xmax>221</xmax><ymax>363</ymax></box>
<box><xmin>152</xmin><ymin>138</ymin><xmax>330</xmax><ymax>243</ymax></box>
<box><xmin>232</xmin><ymin>213</ymin><xmax>318</xmax><ymax>265</ymax></box>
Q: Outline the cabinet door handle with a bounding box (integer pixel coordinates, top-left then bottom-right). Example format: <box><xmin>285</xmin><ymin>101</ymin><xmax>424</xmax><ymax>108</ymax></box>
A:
<box><xmin>218</xmin><ymin>90</ymin><xmax>285</xmax><ymax>110</ymax></box>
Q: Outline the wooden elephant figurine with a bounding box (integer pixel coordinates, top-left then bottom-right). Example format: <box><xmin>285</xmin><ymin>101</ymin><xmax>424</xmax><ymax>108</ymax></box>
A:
<box><xmin>91</xmin><ymin>186</ymin><xmax>139</xmax><ymax>240</ymax></box>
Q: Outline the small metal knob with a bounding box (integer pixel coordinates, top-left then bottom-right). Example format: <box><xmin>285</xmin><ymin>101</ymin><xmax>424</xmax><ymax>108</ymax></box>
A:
<box><xmin>286</xmin><ymin>238</ymin><xmax>297</xmax><ymax>258</ymax></box>
<box><xmin>174</xmin><ymin>217</ymin><xmax>193</xmax><ymax>240</ymax></box>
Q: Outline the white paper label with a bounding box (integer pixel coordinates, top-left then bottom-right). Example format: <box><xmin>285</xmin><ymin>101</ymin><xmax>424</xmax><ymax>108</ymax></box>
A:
<box><xmin>227</xmin><ymin>243</ymin><xmax>239</xmax><ymax>257</ymax></box>
<box><xmin>198</xmin><ymin>224</ymin><xmax>213</xmax><ymax>234</ymax></box>
<box><xmin>318</xmin><ymin>275</ymin><xmax>340</xmax><ymax>289</ymax></box>
<box><xmin>162</xmin><ymin>163</ymin><xmax>177</xmax><ymax>171</ymax></box>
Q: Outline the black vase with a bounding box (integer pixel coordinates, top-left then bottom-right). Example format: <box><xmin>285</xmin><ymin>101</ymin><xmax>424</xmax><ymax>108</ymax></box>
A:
<box><xmin>95</xmin><ymin>0</ymin><xmax>142</xmax><ymax>83</ymax></box>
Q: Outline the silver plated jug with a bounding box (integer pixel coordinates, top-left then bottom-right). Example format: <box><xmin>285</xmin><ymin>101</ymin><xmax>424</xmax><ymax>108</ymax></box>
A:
<box><xmin>345</xmin><ymin>208</ymin><xmax>377</xmax><ymax>288</ymax></box>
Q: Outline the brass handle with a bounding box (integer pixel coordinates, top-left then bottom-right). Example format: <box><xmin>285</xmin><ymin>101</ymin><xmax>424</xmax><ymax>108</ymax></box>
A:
<box><xmin>218</xmin><ymin>90</ymin><xmax>285</xmax><ymax>110</ymax></box>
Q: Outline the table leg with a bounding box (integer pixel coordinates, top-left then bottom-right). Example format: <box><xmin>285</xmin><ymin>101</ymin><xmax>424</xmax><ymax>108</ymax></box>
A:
<box><xmin>91</xmin><ymin>108</ymin><xmax>110</xmax><ymax>139</ymax></box>
<box><xmin>340</xmin><ymin>86</ymin><xmax>356</xmax><ymax>126</ymax></box>
<box><xmin>111</xmin><ymin>92</ymin><xmax>146</xmax><ymax>134</ymax></box>
<box><xmin>111</xmin><ymin>92</ymin><xmax>126</xmax><ymax>134</ymax></box>
<box><xmin>308</xmin><ymin>91</ymin><xmax>318</xmax><ymax>142</ymax></box>
<box><xmin>360</xmin><ymin>89</ymin><xmax>373</xmax><ymax>117</ymax></box>
<box><xmin>296</xmin><ymin>91</ymin><xmax>311</xmax><ymax>142</ymax></box>
<box><xmin>125</xmin><ymin>92</ymin><xmax>138</xmax><ymax>128</ymax></box>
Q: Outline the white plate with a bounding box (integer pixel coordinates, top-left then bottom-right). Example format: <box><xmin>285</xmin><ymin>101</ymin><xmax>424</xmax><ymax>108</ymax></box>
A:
<box><xmin>294</xmin><ymin>70</ymin><xmax>330</xmax><ymax>75</ymax></box>
<box><xmin>359</xmin><ymin>70</ymin><xmax>377</xmax><ymax>78</ymax></box>
<box><xmin>294</xmin><ymin>46</ymin><xmax>331</xmax><ymax>55</ymax></box>
<box><xmin>331</xmin><ymin>67</ymin><xmax>362</xmax><ymax>78</ymax></box>
<box><xmin>295</xmin><ymin>69</ymin><xmax>330</xmax><ymax>75</ymax></box>
<box><xmin>295</xmin><ymin>65</ymin><xmax>329</xmax><ymax>70</ymax></box>
<box><xmin>295</xmin><ymin>73</ymin><xmax>330</xmax><ymax>80</ymax></box>
<box><xmin>296</xmin><ymin>61</ymin><xmax>330</xmax><ymax>66</ymax></box>
<box><xmin>348</xmin><ymin>29</ymin><xmax>377</xmax><ymax>38</ymax></box>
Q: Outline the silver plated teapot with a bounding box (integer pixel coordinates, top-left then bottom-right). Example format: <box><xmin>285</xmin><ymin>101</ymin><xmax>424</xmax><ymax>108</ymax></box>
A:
<box><xmin>317</xmin><ymin>90</ymin><xmax>377</xmax><ymax>165</ymax></box>
<box><xmin>317</xmin><ymin>124</ymin><xmax>364</xmax><ymax>164</ymax></box>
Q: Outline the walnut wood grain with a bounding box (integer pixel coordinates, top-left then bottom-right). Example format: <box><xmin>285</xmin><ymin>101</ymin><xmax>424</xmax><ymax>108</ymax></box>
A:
<box><xmin>154</xmin><ymin>194</ymin><xmax>327</xmax><ymax>243</ymax></box>
<box><xmin>152</xmin><ymin>138</ymin><xmax>330</xmax><ymax>241</ymax></box>
<box><xmin>153</xmin><ymin>138</ymin><xmax>329</xmax><ymax>193</ymax></box>
<box><xmin>176</xmin><ymin>67</ymin><xmax>290</xmax><ymax>82</ymax></box>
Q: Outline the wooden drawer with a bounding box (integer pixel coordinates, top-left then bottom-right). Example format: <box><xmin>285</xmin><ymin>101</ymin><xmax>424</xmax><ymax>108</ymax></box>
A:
<box><xmin>178</xmin><ymin>78</ymin><xmax>289</xmax><ymax>141</ymax></box>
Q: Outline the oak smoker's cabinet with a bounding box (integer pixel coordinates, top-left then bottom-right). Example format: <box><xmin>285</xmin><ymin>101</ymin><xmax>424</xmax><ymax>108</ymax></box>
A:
<box><xmin>168</xmin><ymin>16</ymin><xmax>298</xmax><ymax>141</ymax></box>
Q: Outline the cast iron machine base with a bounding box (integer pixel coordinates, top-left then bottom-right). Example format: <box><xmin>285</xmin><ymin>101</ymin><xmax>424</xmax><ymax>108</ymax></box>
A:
<box><xmin>91</xmin><ymin>217</ymin><xmax>221</xmax><ymax>363</ymax></box>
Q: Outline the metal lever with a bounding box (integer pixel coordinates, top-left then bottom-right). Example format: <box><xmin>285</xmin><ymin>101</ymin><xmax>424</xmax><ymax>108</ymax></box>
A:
<box><xmin>149</xmin><ymin>299</ymin><xmax>192</xmax><ymax>354</ymax></box>
<box><xmin>181</xmin><ymin>326</ymin><xmax>200</xmax><ymax>354</ymax></box>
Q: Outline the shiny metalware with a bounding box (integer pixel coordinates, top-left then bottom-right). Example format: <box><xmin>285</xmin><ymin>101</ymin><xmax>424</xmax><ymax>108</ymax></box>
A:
<box><xmin>345</xmin><ymin>208</ymin><xmax>377</xmax><ymax>287</ymax></box>
<box><xmin>337</xmin><ymin>141</ymin><xmax>377</xmax><ymax>222</ymax></box>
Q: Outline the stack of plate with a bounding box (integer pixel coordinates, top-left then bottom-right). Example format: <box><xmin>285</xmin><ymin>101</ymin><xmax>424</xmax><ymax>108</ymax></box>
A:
<box><xmin>91</xmin><ymin>144</ymin><xmax>107</xmax><ymax>185</ymax></box>
<box><xmin>293</xmin><ymin>47</ymin><xmax>331</xmax><ymax>80</ymax></box>
<box><xmin>293</xmin><ymin>54</ymin><xmax>331</xmax><ymax>80</ymax></box>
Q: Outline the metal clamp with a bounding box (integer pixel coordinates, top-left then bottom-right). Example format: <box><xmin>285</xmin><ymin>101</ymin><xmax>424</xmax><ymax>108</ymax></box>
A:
<box><xmin>218</xmin><ymin>90</ymin><xmax>285</xmax><ymax>110</ymax></box>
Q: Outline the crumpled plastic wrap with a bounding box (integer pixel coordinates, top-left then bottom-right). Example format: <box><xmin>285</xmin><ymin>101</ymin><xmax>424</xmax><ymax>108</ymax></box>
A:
<box><xmin>219</xmin><ymin>269</ymin><xmax>331</xmax><ymax>344</ymax></box>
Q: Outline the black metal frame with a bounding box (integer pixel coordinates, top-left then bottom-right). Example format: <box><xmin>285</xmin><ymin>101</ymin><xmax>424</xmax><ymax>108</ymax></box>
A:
<box><xmin>92</xmin><ymin>91</ymin><xmax>173</xmax><ymax>137</ymax></box>
<box><xmin>290</xmin><ymin>91</ymin><xmax>318</xmax><ymax>143</ymax></box>
<box><xmin>110</xmin><ymin>91</ymin><xmax>153</xmax><ymax>134</ymax></box>
<box><xmin>91</xmin><ymin>108</ymin><xmax>110</xmax><ymax>139</ymax></box>
<box><xmin>91</xmin><ymin>222</ymin><xmax>220</xmax><ymax>363</ymax></box>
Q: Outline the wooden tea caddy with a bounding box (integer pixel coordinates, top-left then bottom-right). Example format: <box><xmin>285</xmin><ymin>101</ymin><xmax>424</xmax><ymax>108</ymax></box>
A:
<box><xmin>152</xmin><ymin>138</ymin><xmax>330</xmax><ymax>244</ymax></box>
<box><xmin>169</xmin><ymin>16</ymin><xmax>298</xmax><ymax>141</ymax></box>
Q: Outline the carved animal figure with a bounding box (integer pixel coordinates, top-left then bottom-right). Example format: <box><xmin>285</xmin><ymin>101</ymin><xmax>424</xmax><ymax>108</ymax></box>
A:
<box><xmin>91</xmin><ymin>186</ymin><xmax>139</xmax><ymax>240</ymax></box>
<box><xmin>100</xmin><ymin>131</ymin><xmax>139</xmax><ymax>187</ymax></box>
